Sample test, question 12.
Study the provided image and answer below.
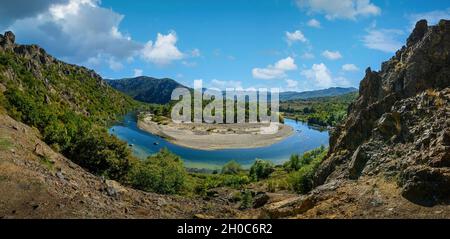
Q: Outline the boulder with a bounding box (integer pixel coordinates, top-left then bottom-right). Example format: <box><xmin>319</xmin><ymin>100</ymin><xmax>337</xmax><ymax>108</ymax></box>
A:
<box><xmin>400</xmin><ymin>166</ymin><xmax>450</xmax><ymax>206</ymax></box>
<box><xmin>0</xmin><ymin>31</ymin><xmax>15</xmax><ymax>50</ymax></box>
<box><xmin>348</xmin><ymin>146</ymin><xmax>370</xmax><ymax>179</ymax></box>
<box><xmin>104</xmin><ymin>180</ymin><xmax>127</xmax><ymax>198</ymax></box>
<box><xmin>376</xmin><ymin>112</ymin><xmax>401</xmax><ymax>140</ymax></box>
<box><xmin>252</xmin><ymin>192</ymin><xmax>270</xmax><ymax>208</ymax></box>
<box><xmin>262</xmin><ymin>195</ymin><xmax>315</xmax><ymax>219</ymax></box>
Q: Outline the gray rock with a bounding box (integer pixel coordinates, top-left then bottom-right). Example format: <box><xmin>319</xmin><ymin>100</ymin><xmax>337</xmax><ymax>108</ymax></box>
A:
<box><xmin>253</xmin><ymin>192</ymin><xmax>270</xmax><ymax>208</ymax></box>
<box><xmin>348</xmin><ymin>146</ymin><xmax>370</xmax><ymax>179</ymax></box>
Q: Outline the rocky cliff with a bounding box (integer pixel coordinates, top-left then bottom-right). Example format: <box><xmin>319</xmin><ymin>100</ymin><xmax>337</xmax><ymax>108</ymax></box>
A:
<box><xmin>314</xmin><ymin>19</ymin><xmax>450</xmax><ymax>206</ymax></box>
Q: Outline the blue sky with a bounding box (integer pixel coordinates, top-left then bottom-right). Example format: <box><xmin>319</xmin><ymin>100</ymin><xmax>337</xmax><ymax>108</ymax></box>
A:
<box><xmin>2</xmin><ymin>0</ymin><xmax>450</xmax><ymax>91</ymax></box>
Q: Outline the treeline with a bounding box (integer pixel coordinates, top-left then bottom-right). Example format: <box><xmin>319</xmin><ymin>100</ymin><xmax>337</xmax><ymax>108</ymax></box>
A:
<box><xmin>280</xmin><ymin>92</ymin><xmax>358</xmax><ymax>127</ymax></box>
<box><xmin>148</xmin><ymin>97</ymin><xmax>284</xmax><ymax>124</ymax></box>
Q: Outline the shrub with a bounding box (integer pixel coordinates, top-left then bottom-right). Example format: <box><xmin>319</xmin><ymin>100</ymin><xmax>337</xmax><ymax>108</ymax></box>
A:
<box><xmin>240</xmin><ymin>190</ymin><xmax>253</xmax><ymax>209</ymax></box>
<box><xmin>249</xmin><ymin>159</ymin><xmax>275</xmax><ymax>181</ymax></box>
<box><xmin>287</xmin><ymin>146</ymin><xmax>327</xmax><ymax>194</ymax></box>
<box><xmin>129</xmin><ymin>148</ymin><xmax>186</xmax><ymax>195</ymax></box>
<box><xmin>221</xmin><ymin>160</ymin><xmax>243</xmax><ymax>175</ymax></box>
<box><xmin>284</xmin><ymin>146</ymin><xmax>326</xmax><ymax>172</ymax></box>
<box><xmin>69</xmin><ymin>128</ymin><xmax>136</xmax><ymax>181</ymax></box>
<box><xmin>192</xmin><ymin>173</ymin><xmax>250</xmax><ymax>196</ymax></box>
<box><xmin>289</xmin><ymin>165</ymin><xmax>316</xmax><ymax>194</ymax></box>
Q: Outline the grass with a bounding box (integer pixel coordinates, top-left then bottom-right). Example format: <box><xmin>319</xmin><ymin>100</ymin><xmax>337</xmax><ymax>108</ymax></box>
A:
<box><xmin>39</xmin><ymin>155</ymin><xmax>55</xmax><ymax>171</ymax></box>
<box><xmin>0</xmin><ymin>137</ymin><xmax>13</xmax><ymax>150</ymax></box>
<box><xmin>0</xmin><ymin>174</ymin><xmax>9</xmax><ymax>182</ymax></box>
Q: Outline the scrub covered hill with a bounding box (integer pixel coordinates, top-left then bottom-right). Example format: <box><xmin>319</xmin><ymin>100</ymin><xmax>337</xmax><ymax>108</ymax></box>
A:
<box><xmin>0</xmin><ymin>31</ymin><xmax>141</xmax><ymax>182</ymax></box>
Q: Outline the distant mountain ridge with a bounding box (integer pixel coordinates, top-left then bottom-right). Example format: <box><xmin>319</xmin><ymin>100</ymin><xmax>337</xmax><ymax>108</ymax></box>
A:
<box><xmin>106</xmin><ymin>76</ymin><xmax>187</xmax><ymax>104</ymax></box>
<box><xmin>280</xmin><ymin>87</ymin><xmax>358</xmax><ymax>101</ymax></box>
<box><xmin>108</xmin><ymin>76</ymin><xmax>357</xmax><ymax>104</ymax></box>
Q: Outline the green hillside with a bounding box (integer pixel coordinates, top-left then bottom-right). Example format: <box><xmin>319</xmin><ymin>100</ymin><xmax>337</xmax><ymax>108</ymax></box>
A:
<box><xmin>106</xmin><ymin>76</ymin><xmax>187</xmax><ymax>104</ymax></box>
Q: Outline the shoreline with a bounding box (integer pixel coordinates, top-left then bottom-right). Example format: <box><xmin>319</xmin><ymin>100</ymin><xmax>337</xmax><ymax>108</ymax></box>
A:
<box><xmin>137</xmin><ymin>114</ymin><xmax>294</xmax><ymax>151</ymax></box>
<box><xmin>283</xmin><ymin>115</ymin><xmax>332</xmax><ymax>132</ymax></box>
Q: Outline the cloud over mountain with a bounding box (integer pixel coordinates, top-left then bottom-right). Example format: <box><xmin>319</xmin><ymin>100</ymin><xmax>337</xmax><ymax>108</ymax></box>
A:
<box><xmin>252</xmin><ymin>57</ymin><xmax>298</xmax><ymax>80</ymax></box>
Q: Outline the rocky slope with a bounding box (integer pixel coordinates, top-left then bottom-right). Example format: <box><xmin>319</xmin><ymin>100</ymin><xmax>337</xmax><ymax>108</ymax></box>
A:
<box><xmin>258</xmin><ymin>20</ymin><xmax>450</xmax><ymax>218</ymax></box>
<box><xmin>319</xmin><ymin>19</ymin><xmax>450</xmax><ymax>205</ymax></box>
<box><xmin>0</xmin><ymin>112</ymin><xmax>238</xmax><ymax>218</ymax></box>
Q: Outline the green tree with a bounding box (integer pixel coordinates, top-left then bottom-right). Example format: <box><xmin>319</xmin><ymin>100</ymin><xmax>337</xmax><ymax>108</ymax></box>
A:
<box><xmin>249</xmin><ymin>159</ymin><xmax>275</xmax><ymax>181</ymax></box>
<box><xmin>69</xmin><ymin>128</ymin><xmax>135</xmax><ymax>181</ymax></box>
<box><xmin>287</xmin><ymin>146</ymin><xmax>327</xmax><ymax>194</ymax></box>
<box><xmin>129</xmin><ymin>148</ymin><xmax>186</xmax><ymax>194</ymax></box>
<box><xmin>221</xmin><ymin>160</ymin><xmax>243</xmax><ymax>175</ymax></box>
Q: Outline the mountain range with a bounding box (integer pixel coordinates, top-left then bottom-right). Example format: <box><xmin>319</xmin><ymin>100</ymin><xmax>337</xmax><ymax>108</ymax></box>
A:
<box><xmin>107</xmin><ymin>77</ymin><xmax>358</xmax><ymax>104</ymax></box>
<box><xmin>279</xmin><ymin>87</ymin><xmax>358</xmax><ymax>101</ymax></box>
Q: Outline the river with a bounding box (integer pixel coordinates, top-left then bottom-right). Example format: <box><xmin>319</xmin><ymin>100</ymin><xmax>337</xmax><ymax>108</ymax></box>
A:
<box><xmin>109</xmin><ymin>114</ymin><xmax>329</xmax><ymax>169</ymax></box>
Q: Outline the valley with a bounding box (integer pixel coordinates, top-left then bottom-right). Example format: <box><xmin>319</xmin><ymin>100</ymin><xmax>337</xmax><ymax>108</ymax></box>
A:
<box><xmin>0</xmin><ymin>18</ymin><xmax>449</xmax><ymax>219</ymax></box>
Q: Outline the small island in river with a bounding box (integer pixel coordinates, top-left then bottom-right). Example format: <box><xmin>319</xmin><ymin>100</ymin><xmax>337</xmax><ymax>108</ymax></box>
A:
<box><xmin>137</xmin><ymin>113</ymin><xmax>294</xmax><ymax>150</ymax></box>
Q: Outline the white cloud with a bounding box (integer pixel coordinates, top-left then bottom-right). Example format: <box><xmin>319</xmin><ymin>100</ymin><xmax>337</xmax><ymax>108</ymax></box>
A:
<box><xmin>252</xmin><ymin>68</ymin><xmax>286</xmax><ymax>80</ymax></box>
<box><xmin>286</xmin><ymin>30</ymin><xmax>307</xmax><ymax>45</ymax></box>
<box><xmin>252</xmin><ymin>57</ymin><xmax>298</xmax><ymax>80</ymax></box>
<box><xmin>141</xmin><ymin>31</ymin><xmax>184</xmax><ymax>65</ymax></box>
<box><xmin>342</xmin><ymin>64</ymin><xmax>359</xmax><ymax>72</ymax></box>
<box><xmin>286</xmin><ymin>79</ymin><xmax>299</xmax><ymax>88</ymax></box>
<box><xmin>301</xmin><ymin>63</ymin><xmax>350</xmax><ymax>88</ymax></box>
<box><xmin>20</xmin><ymin>1</ymin><xmax>139</xmax><ymax>59</ymax></box>
<box><xmin>296</xmin><ymin>0</ymin><xmax>381</xmax><ymax>20</ymax></box>
<box><xmin>2</xmin><ymin>0</ymin><xmax>194</xmax><ymax>71</ymax></box>
<box><xmin>408</xmin><ymin>9</ymin><xmax>450</xmax><ymax>28</ymax></box>
<box><xmin>108</xmin><ymin>58</ymin><xmax>124</xmax><ymax>71</ymax></box>
<box><xmin>307</xmin><ymin>19</ymin><xmax>321</xmax><ymax>28</ymax></box>
<box><xmin>322</xmin><ymin>50</ymin><xmax>342</xmax><ymax>60</ymax></box>
<box><xmin>3</xmin><ymin>0</ymin><xmax>142</xmax><ymax>71</ymax></box>
<box><xmin>133</xmin><ymin>68</ymin><xmax>143</xmax><ymax>77</ymax></box>
<box><xmin>362</xmin><ymin>28</ymin><xmax>404</xmax><ymax>53</ymax></box>
<box><xmin>274</xmin><ymin>57</ymin><xmax>298</xmax><ymax>71</ymax></box>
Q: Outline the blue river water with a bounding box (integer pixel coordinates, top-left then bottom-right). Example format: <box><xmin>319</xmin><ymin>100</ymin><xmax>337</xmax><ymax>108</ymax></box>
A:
<box><xmin>109</xmin><ymin>114</ymin><xmax>329</xmax><ymax>169</ymax></box>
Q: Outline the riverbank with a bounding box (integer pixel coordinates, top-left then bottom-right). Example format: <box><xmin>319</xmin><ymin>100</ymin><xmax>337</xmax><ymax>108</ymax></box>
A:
<box><xmin>137</xmin><ymin>113</ymin><xmax>294</xmax><ymax>150</ymax></box>
<box><xmin>283</xmin><ymin>116</ymin><xmax>331</xmax><ymax>132</ymax></box>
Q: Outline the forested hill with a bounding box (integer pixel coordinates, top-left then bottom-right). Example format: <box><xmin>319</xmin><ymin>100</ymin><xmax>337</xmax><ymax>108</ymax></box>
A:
<box><xmin>0</xmin><ymin>31</ymin><xmax>141</xmax><ymax>182</ymax></box>
<box><xmin>280</xmin><ymin>87</ymin><xmax>358</xmax><ymax>101</ymax></box>
<box><xmin>0</xmin><ymin>31</ymin><xmax>137</xmax><ymax>125</ymax></box>
<box><xmin>106</xmin><ymin>76</ymin><xmax>187</xmax><ymax>104</ymax></box>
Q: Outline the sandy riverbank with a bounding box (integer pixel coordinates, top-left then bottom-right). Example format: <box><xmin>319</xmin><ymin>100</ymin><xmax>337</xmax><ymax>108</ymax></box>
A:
<box><xmin>137</xmin><ymin>113</ymin><xmax>294</xmax><ymax>150</ymax></box>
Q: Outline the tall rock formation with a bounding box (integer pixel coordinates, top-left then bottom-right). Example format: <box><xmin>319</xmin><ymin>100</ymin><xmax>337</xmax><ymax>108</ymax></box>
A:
<box><xmin>314</xmin><ymin>20</ymin><xmax>450</xmax><ymax>206</ymax></box>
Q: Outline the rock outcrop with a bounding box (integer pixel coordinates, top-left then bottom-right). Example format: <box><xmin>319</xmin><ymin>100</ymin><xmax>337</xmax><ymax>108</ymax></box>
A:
<box><xmin>314</xmin><ymin>19</ymin><xmax>450</xmax><ymax>206</ymax></box>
